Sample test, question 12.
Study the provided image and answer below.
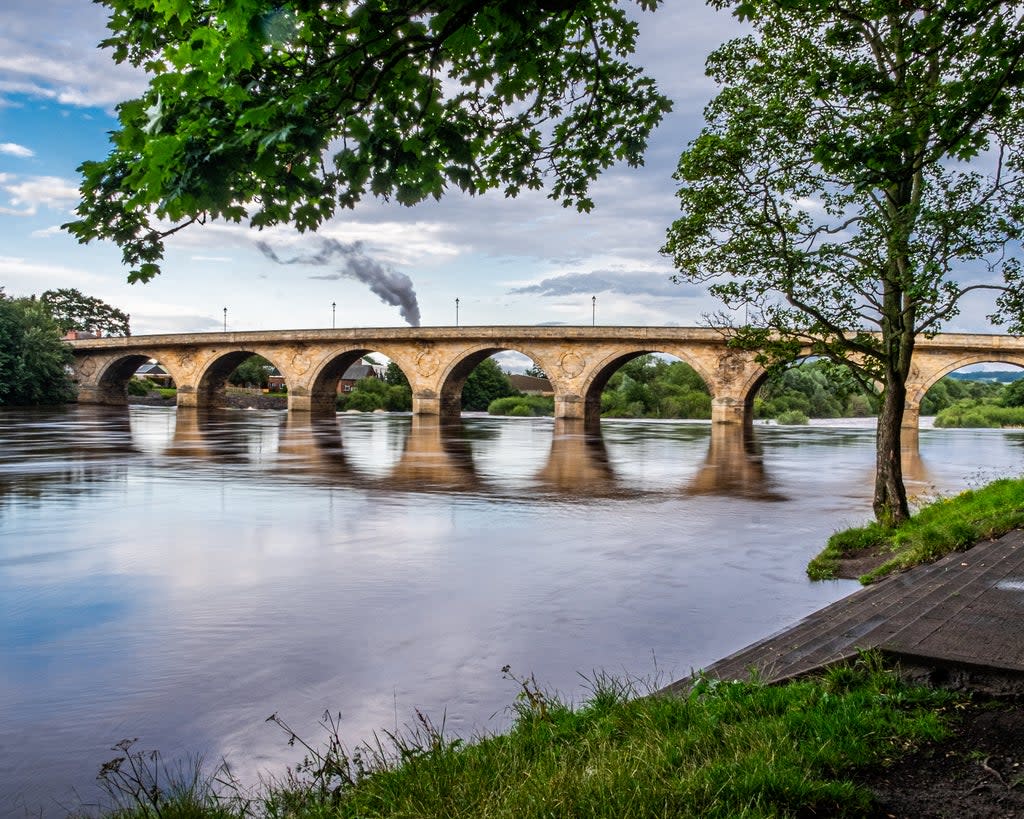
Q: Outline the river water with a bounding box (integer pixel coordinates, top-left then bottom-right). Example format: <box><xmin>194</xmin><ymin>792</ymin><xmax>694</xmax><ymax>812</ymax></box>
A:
<box><xmin>1</xmin><ymin>405</ymin><xmax>1021</xmax><ymax>816</ymax></box>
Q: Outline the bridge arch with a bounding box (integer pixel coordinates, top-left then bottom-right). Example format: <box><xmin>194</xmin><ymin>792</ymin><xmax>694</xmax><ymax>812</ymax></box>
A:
<box><xmin>81</xmin><ymin>352</ymin><xmax>187</xmax><ymax>405</ymax></box>
<box><xmin>304</xmin><ymin>346</ymin><xmax>418</xmax><ymax>414</ymax></box>
<box><xmin>904</xmin><ymin>352</ymin><xmax>1024</xmax><ymax>428</ymax></box>
<box><xmin>189</xmin><ymin>348</ymin><xmax>288</xmax><ymax>409</ymax></box>
<box><xmin>436</xmin><ymin>344</ymin><xmax>563</xmax><ymax>421</ymax></box>
<box><xmin>580</xmin><ymin>348</ymin><xmax>719</xmax><ymax>427</ymax></box>
<box><xmin>909</xmin><ymin>354</ymin><xmax>1024</xmax><ymax>406</ymax></box>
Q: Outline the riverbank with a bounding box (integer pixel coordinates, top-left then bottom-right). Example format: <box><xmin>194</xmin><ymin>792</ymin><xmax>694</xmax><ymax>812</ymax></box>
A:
<box><xmin>85</xmin><ymin>660</ymin><xmax>1023</xmax><ymax>818</ymax></box>
<box><xmin>807</xmin><ymin>477</ymin><xmax>1024</xmax><ymax>584</ymax></box>
<box><xmin>128</xmin><ymin>391</ymin><xmax>288</xmax><ymax>410</ymax></box>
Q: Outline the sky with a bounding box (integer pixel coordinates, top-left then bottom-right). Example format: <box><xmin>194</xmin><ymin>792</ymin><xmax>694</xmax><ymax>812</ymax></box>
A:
<box><xmin>0</xmin><ymin>1</ymin><xmax>1010</xmax><ymax>345</ymax></box>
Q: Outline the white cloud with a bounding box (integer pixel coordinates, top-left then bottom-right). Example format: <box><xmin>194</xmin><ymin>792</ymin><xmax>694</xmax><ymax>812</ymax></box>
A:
<box><xmin>0</xmin><ymin>1</ymin><xmax>147</xmax><ymax>110</ymax></box>
<box><xmin>29</xmin><ymin>225</ymin><xmax>65</xmax><ymax>238</ymax></box>
<box><xmin>0</xmin><ymin>174</ymin><xmax>80</xmax><ymax>214</ymax></box>
<box><xmin>0</xmin><ymin>142</ymin><xmax>34</xmax><ymax>158</ymax></box>
<box><xmin>0</xmin><ymin>254</ymin><xmax>105</xmax><ymax>290</ymax></box>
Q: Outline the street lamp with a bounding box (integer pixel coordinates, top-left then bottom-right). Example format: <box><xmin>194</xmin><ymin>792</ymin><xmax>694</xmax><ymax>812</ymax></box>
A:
<box><xmin>455</xmin><ymin>297</ymin><xmax>460</xmax><ymax>327</ymax></box>
<box><xmin>332</xmin><ymin>301</ymin><xmax>336</xmax><ymax>329</ymax></box>
<box><xmin>591</xmin><ymin>295</ymin><xmax>596</xmax><ymax>327</ymax></box>
<box><xmin>223</xmin><ymin>306</ymin><xmax>227</xmax><ymax>332</ymax></box>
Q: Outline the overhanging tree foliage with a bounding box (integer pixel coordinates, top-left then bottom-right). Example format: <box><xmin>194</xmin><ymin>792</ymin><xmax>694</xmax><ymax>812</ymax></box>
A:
<box><xmin>64</xmin><ymin>0</ymin><xmax>670</xmax><ymax>282</ymax></box>
<box><xmin>664</xmin><ymin>0</ymin><xmax>1024</xmax><ymax>525</ymax></box>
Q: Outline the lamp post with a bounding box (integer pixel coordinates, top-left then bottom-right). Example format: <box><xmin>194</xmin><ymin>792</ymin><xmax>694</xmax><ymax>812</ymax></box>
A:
<box><xmin>332</xmin><ymin>301</ymin><xmax>336</xmax><ymax>329</ymax></box>
<box><xmin>591</xmin><ymin>295</ymin><xmax>596</xmax><ymax>327</ymax></box>
<box><xmin>455</xmin><ymin>297</ymin><xmax>460</xmax><ymax>327</ymax></box>
<box><xmin>223</xmin><ymin>306</ymin><xmax>227</xmax><ymax>332</ymax></box>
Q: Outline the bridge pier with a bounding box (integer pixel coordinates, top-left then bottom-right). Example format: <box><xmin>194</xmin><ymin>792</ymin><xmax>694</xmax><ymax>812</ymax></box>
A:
<box><xmin>175</xmin><ymin>386</ymin><xmax>199</xmax><ymax>408</ymax></box>
<box><xmin>711</xmin><ymin>396</ymin><xmax>751</xmax><ymax>425</ymax></box>
<box><xmin>556</xmin><ymin>394</ymin><xmax>585</xmax><ymax>421</ymax></box>
<box><xmin>901</xmin><ymin>404</ymin><xmax>921</xmax><ymax>431</ymax></box>
<box><xmin>76</xmin><ymin>384</ymin><xmax>127</xmax><ymax>406</ymax></box>
<box><xmin>412</xmin><ymin>393</ymin><xmax>442</xmax><ymax>417</ymax></box>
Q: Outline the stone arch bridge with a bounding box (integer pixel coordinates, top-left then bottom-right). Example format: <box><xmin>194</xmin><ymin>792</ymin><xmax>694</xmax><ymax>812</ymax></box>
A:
<box><xmin>67</xmin><ymin>326</ymin><xmax>1024</xmax><ymax>427</ymax></box>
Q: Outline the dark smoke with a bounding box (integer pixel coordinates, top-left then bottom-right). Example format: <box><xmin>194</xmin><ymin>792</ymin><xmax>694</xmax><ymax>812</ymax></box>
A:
<box><xmin>255</xmin><ymin>238</ymin><xmax>422</xmax><ymax>327</ymax></box>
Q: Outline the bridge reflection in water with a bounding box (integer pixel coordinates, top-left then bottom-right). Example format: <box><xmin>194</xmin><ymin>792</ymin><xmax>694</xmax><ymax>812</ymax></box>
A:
<box><xmin>146</xmin><ymin>408</ymin><xmax>795</xmax><ymax>501</ymax></box>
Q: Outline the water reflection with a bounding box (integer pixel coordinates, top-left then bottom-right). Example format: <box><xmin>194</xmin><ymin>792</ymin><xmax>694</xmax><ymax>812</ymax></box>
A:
<box><xmin>686</xmin><ymin>424</ymin><xmax>785</xmax><ymax>501</ymax></box>
<box><xmin>0</xmin><ymin>406</ymin><xmax>137</xmax><ymax>507</ymax></box>
<box><xmin>536</xmin><ymin>418</ymin><xmax>619</xmax><ymax>497</ymax></box>
<box><xmin>389</xmin><ymin>416</ymin><xmax>479</xmax><ymax>491</ymax></box>
<box><xmin>0</xmin><ymin>408</ymin><xmax>969</xmax><ymax>508</ymax></box>
<box><xmin>145</xmin><ymin>409</ymin><xmax>786</xmax><ymax>500</ymax></box>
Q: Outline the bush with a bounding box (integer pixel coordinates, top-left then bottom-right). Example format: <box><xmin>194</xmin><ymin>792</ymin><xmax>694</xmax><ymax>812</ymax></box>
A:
<box><xmin>127</xmin><ymin>377</ymin><xmax>151</xmax><ymax>396</ymax></box>
<box><xmin>933</xmin><ymin>401</ymin><xmax>1019</xmax><ymax>427</ymax></box>
<box><xmin>776</xmin><ymin>409</ymin><xmax>809</xmax><ymax>425</ymax></box>
<box><xmin>488</xmin><ymin>396</ymin><xmax>554</xmax><ymax>416</ymax></box>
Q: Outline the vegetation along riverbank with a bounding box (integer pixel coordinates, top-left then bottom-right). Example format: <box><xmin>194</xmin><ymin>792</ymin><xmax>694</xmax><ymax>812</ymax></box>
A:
<box><xmin>808</xmin><ymin>478</ymin><xmax>1024</xmax><ymax>584</ymax></box>
<box><xmin>78</xmin><ymin>657</ymin><xmax>1024</xmax><ymax>819</ymax></box>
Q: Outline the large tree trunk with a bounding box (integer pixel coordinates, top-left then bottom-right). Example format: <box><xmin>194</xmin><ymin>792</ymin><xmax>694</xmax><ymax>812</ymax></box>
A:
<box><xmin>874</xmin><ymin>373</ymin><xmax>910</xmax><ymax>527</ymax></box>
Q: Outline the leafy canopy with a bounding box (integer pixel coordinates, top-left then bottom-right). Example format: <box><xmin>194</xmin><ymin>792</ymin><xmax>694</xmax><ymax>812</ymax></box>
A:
<box><xmin>665</xmin><ymin>0</ymin><xmax>1024</xmax><ymax>374</ymax></box>
<box><xmin>65</xmin><ymin>0</ymin><xmax>670</xmax><ymax>282</ymax></box>
<box><xmin>663</xmin><ymin>0</ymin><xmax>1024</xmax><ymax>523</ymax></box>
<box><xmin>40</xmin><ymin>288</ymin><xmax>131</xmax><ymax>336</ymax></box>
<box><xmin>0</xmin><ymin>293</ymin><xmax>75</xmax><ymax>406</ymax></box>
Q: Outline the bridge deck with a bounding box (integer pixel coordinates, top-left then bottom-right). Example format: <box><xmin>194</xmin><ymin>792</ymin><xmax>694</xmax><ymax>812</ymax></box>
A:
<box><xmin>662</xmin><ymin>529</ymin><xmax>1024</xmax><ymax>695</ymax></box>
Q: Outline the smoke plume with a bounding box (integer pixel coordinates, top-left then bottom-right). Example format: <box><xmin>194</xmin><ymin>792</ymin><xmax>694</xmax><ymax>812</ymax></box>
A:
<box><xmin>255</xmin><ymin>238</ymin><xmax>422</xmax><ymax>327</ymax></box>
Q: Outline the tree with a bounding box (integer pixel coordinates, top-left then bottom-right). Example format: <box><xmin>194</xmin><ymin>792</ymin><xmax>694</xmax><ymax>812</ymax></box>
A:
<box><xmin>0</xmin><ymin>293</ymin><xmax>75</xmax><ymax>406</ymax></box>
<box><xmin>63</xmin><ymin>0</ymin><xmax>671</xmax><ymax>282</ymax></box>
<box><xmin>462</xmin><ymin>358</ymin><xmax>517</xmax><ymax>411</ymax></box>
<box><xmin>385</xmin><ymin>361</ymin><xmax>410</xmax><ymax>387</ymax></box>
<box><xmin>524</xmin><ymin>364</ymin><xmax>548</xmax><ymax>379</ymax></box>
<box><xmin>1002</xmin><ymin>378</ymin><xmax>1024</xmax><ymax>408</ymax></box>
<box><xmin>664</xmin><ymin>0</ymin><xmax>1024</xmax><ymax>525</ymax></box>
<box><xmin>40</xmin><ymin>288</ymin><xmax>131</xmax><ymax>337</ymax></box>
<box><xmin>228</xmin><ymin>354</ymin><xmax>270</xmax><ymax>388</ymax></box>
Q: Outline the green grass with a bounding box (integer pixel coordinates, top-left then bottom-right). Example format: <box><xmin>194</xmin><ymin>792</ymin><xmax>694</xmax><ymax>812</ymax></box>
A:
<box><xmin>808</xmin><ymin>477</ymin><xmax>1024</xmax><ymax>584</ymax></box>
<box><xmin>86</xmin><ymin>659</ymin><xmax>960</xmax><ymax>819</ymax></box>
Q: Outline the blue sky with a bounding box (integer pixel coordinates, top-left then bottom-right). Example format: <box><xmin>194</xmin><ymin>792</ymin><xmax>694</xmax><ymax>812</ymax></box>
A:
<box><xmin>0</xmin><ymin>1</ymin><xmax>1010</xmax><ymax>341</ymax></box>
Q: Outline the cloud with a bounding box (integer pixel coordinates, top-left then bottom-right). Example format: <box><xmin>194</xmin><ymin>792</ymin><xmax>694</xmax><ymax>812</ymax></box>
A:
<box><xmin>255</xmin><ymin>238</ymin><xmax>422</xmax><ymax>327</ymax></box>
<box><xmin>0</xmin><ymin>1</ymin><xmax>147</xmax><ymax>110</ymax></box>
<box><xmin>1</xmin><ymin>174</ymin><xmax>80</xmax><ymax>214</ymax></box>
<box><xmin>0</xmin><ymin>142</ymin><xmax>33</xmax><ymax>158</ymax></box>
<box><xmin>509</xmin><ymin>269</ymin><xmax>701</xmax><ymax>299</ymax></box>
<box><xmin>0</xmin><ymin>254</ymin><xmax>105</xmax><ymax>291</ymax></box>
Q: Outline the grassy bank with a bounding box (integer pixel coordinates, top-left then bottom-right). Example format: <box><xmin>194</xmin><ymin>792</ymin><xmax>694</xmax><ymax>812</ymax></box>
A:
<box><xmin>808</xmin><ymin>477</ymin><xmax>1024</xmax><ymax>584</ymax></box>
<box><xmin>87</xmin><ymin>660</ymin><xmax>959</xmax><ymax>819</ymax></box>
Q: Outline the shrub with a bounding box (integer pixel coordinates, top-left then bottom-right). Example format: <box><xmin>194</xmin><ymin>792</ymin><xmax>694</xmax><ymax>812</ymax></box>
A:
<box><xmin>127</xmin><ymin>377</ymin><xmax>151</xmax><ymax>396</ymax></box>
<box><xmin>776</xmin><ymin>409</ymin><xmax>809</xmax><ymax>425</ymax></box>
<box><xmin>487</xmin><ymin>396</ymin><xmax>554</xmax><ymax>416</ymax></box>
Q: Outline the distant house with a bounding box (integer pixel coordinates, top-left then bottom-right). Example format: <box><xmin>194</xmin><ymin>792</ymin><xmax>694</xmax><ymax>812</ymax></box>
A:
<box><xmin>337</xmin><ymin>359</ymin><xmax>386</xmax><ymax>393</ymax></box>
<box><xmin>134</xmin><ymin>361</ymin><xmax>174</xmax><ymax>387</ymax></box>
<box><xmin>508</xmin><ymin>374</ymin><xmax>553</xmax><ymax>396</ymax></box>
<box><xmin>63</xmin><ymin>330</ymin><xmax>99</xmax><ymax>340</ymax></box>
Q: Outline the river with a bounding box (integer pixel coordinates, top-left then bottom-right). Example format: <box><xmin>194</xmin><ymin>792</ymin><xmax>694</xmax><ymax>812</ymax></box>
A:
<box><xmin>1</xmin><ymin>406</ymin><xmax>1021</xmax><ymax>816</ymax></box>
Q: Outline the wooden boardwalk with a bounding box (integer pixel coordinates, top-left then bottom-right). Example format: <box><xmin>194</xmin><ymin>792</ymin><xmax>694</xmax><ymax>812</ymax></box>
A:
<box><xmin>662</xmin><ymin>529</ymin><xmax>1024</xmax><ymax>696</ymax></box>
